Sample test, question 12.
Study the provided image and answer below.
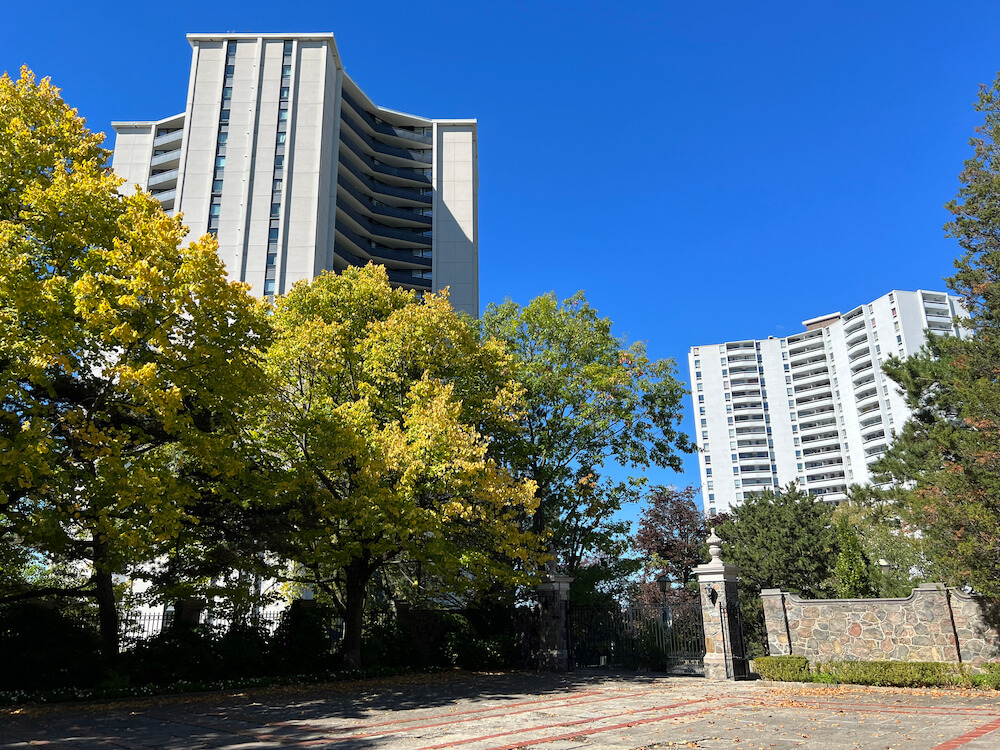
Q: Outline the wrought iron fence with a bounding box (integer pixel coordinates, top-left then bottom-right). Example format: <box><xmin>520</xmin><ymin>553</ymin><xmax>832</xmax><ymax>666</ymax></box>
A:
<box><xmin>568</xmin><ymin>601</ymin><xmax>705</xmax><ymax>672</ymax></box>
<box><xmin>118</xmin><ymin>609</ymin><xmax>286</xmax><ymax>646</ymax></box>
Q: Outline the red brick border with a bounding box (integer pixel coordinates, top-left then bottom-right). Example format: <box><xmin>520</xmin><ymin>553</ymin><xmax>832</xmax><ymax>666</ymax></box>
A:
<box><xmin>930</xmin><ymin>717</ymin><xmax>1000</xmax><ymax>749</ymax></box>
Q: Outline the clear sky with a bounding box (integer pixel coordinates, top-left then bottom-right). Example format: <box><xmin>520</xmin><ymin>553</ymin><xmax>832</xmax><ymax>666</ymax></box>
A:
<box><xmin>3</xmin><ymin>1</ymin><xmax>997</xmax><ymax>518</ymax></box>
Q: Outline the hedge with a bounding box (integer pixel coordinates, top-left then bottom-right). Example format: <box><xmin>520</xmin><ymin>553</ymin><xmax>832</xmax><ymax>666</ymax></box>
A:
<box><xmin>754</xmin><ymin>657</ymin><xmax>1000</xmax><ymax>689</ymax></box>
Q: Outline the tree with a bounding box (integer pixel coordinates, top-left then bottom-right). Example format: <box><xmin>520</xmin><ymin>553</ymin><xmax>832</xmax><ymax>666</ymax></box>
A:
<box><xmin>633</xmin><ymin>486</ymin><xmax>708</xmax><ymax>603</ymax></box>
<box><xmin>0</xmin><ymin>68</ymin><xmax>271</xmax><ymax>654</ymax></box>
<box><xmin>258</xmin><ymin>265</ymin><xmax>543</xmax><ymax>668</ymax></box>
<box><xmin>873</xmin><ymin>73</ymin><xmax>1000</xmax><ymax>600</ymax></box>
<box><xmin>833</xmin><ymin>485</ymin><xmax>927</xmax><ymax>598</ymax></box>
<box><xmin>479</xmin><ymin>292</ymin><xmax>693</xmax><ymax>573</ymax></box>
<box><xmin>716</xmin><ymin>485</ymin><xmax>838</xmax><ymax>598</ymax></box>
<box><xmin>832</xmin><ymin>515</ymin><xmax>878</xmax><ymax>599</ymax></box>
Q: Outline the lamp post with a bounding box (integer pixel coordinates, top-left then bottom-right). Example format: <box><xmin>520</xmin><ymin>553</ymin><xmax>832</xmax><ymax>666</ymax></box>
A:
<box><xmin>656</xmin><ymin>574</ymin><xmax>669</xmax><ymax>601</ymax></box>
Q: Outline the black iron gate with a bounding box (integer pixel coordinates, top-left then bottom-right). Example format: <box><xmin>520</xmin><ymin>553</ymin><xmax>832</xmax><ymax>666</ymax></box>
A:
<box><xmin>568</xmin><ymin>600</ymin><xmax>705</xmax><ymax>672</ymax></box>
<box><xmin>720</xmin><ymin>595</ymin><xmax>750</xmax><ymax>679</ymax></box>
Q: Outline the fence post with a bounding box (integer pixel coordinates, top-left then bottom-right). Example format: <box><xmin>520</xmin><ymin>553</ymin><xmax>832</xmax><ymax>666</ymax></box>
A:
<box><xmin>694</xmin><ymin>528</ymin><xmax>743</xmax><ymax>680</ymax></box>
<box><xmin>537</xmin><ymin>567</ymin><xmax>574</xmax><ymax>672</ymax></box>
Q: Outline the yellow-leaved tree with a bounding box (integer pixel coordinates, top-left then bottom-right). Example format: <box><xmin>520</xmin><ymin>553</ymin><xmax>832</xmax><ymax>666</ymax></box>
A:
<box><xmin>0</xmin><ymin>68</ymin><xmax>271</xmax><ymax>655</ymax></box>
<box><xmin>260</xmin><ymin>265</ymin><xmax>543</xmax><ymax>669</ymax></box>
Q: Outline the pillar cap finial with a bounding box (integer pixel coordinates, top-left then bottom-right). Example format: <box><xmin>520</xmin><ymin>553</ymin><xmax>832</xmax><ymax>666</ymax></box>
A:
<box><xmin>707</xmin><ymin>527</ymin><xmax>723</xmax><ymax>563</ymax></box>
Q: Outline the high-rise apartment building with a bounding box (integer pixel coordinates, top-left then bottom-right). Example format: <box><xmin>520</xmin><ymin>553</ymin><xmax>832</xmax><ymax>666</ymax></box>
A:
<box><xmin>689</xmin><ymin>290</ymin><xmax>968</xmax><ymax>515</ymax></box>
<box><xmin>110</xmin><ymin>33</ymin><xmax>479</xmax><ymax>315</ymax></box>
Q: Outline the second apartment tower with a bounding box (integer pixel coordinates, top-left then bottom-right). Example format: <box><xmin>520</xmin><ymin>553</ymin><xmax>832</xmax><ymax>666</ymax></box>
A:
<box><xmin>111</xmin><ymin>33</ymin><xmax>478</xmax><ymax>315</ymax></box>
<box><xmin>689</xmin><ymin>290</ymin><xmax>968</xmax><ymax>515</ymax></box>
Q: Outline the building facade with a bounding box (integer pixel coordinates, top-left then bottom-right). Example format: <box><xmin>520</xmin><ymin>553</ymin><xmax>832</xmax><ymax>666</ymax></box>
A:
<box><xmin>689</xmin><ymin>290</ymin><xmax>968</xmax><ymax>515</ymax></box>
<box><xmin>111</xmin><ymin>33</ymin><xmax>478</xmax><ymax>315</ymax></box>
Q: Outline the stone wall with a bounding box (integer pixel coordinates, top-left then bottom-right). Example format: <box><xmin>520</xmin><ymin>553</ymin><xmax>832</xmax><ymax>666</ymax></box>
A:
<box><xmin>761</xmin><ymin>583</ymin><xmax>1000</xmax><ymax>667</ymax></box>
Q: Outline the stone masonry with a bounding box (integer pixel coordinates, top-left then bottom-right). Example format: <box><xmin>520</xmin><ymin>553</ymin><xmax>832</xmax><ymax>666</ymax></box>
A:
<box><xmin>762</xmin><ymin>583</ymin><xmax>1000</xmax><ymax>668</ymax></box>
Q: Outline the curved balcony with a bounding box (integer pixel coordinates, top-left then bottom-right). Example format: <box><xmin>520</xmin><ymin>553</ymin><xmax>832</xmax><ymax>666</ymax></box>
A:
<box><xmin>728</xmin><ymin>364</ymin><xmax>759</xmax><ymax>376</ymax></box>
<box><xmin>340</xmin><ymin>134</ymin><xmax>431</xmax><ymax>186</ymax></box>
<box><xmin>800</xmin><ymin>430</ymin><xmax>840</xmax><ymax>446</ymax></box>
<box><xmin>789</xmin><ymin>342</ymin><xmax>824</xmax><ymax>358</ymax></box>
<box><xmin>337</xmin><ymin>200</ymin><xmax>432</xmax><ymax>248</ymax></box>
<box><xmin>341</xmin><ymin>92</ymin><xmax>433</xmax><ymax>146</ymax></box>
<box><xmin>338</xmin><ymin>155</ymin><xmax>431</xmax><ymax>206</ymax></box>
<box><xmin>341</xmin><ymin>112</ymin><xmax>431</xmax><ymax>166</ymax></box>
<box><xmin>802</xmin><ymin>444</ymin><xmax>841</xmax><ymax>457</ymax></box>
<box><xmin>737</xmin><ymin>438</ymin><xmax>768</xmax><ymax>449</ymax></box>
<box><xmin>152</xmin><ymin>129</ymin><xmax>183</xmax><ymax>149</ymax></box>
<box><xmin>334</xmin><ymin>244</ymin><xmax>432</xmax><ymax>289</ymax></box>
<box><xmin>799</xmin><ymin>415</ymin><xmax>836</xmax><ymax>431</ymax></box>
<box><xmin>859</xmin><ymin>414</ymin><xmax>883</xmax><ymax>430</ymax></box>
<box><xmin>739</xmin><ymin>464</ymin><xmax>773</xmax><ymax>475</ymax></box>
<box><xmin>730</xmin><ymin>376</ymin><xmax>760</xmax><ymax>387</ymax></box>
<box><xmin>150</xmin><ymin>149</ymin><xmax>181</xmax><ymax>169</ymax></box>
<box><xmin>805</xmin><ymin>457</ymin><xmax>844</xmax><ymax>470</ymax></box>
<box><xmin>727</xmin><ymin>353</ymin><xmax>757</xmax><ymax>363</ymax></box>
<box><xmin>335</xmin><ymin>223</ymin><xmax>432</xmax><ymax>268</ymax></box>
<box><xmin>738</xmin><ymin>451</ymin><xmax>770</xmax><ymax>460</ymax></box>
<box><xmin>850</xmin><ymin>359</ymin><xmax>874</xmax><ymax>376</ymax></box>
<box><xmin>147</xmin><ymin>169</ymin><xmax>178</xmax><ymax>189</ymax></box>
<box><xmin>792</xmin><ymin>366</ymin><xmax>830</xmax><ymax>385</ymax></box>
<box><xmin>337</xmin><ymin>176</ymin><xmax>431</xmax><ymax>227</ymax></box>
<box><xmin>862</xmin><ymin>429</ymin><xmax>887</xmax><ymax>444</ymax></box>
<box><xmin>791</xmin><ymin>354</ymin><xmax>829</xmax><ymax>369</ymax></box>
<box><xmin>846</xmin><ymin>330</ymin><xmax>869</xmax><ymax>349</ymax></box>
<box><xmin>852</xmin><ymin>372</ymin><xmax>876</xmax><ymax>389</ymax></box>
<box><xmin>796</xmin><ymin>392</ymin><xmax>833</xmax><ymax>408</ymax></box>
<box><xmin>735</xmin><ymin>425</ymin><xmax>766</xmax><ymax>436</ymax></box>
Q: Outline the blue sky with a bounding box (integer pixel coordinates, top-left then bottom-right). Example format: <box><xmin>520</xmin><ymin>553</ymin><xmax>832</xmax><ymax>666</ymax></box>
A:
<box><xmin>3</xmin><ymin>1</ymin><xmax>997</xmax><ymax>518</ymax></box>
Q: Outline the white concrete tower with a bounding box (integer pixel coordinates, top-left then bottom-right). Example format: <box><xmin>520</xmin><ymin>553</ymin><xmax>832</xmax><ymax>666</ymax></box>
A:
<box><xmin>111</xmin><ymin>33</ymin><xmax>478</xmax><ymax>316</ymax></box>
<box><xmin>689</xmin><ymin>290</ymin><xmax>968</xmax><ymax>516</ymax></box>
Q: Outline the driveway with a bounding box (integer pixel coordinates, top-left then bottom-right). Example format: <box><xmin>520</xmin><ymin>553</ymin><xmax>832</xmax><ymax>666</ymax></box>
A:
<box><xmin>3</xmin><ymin>671</ymin><xmax>1000</xmax><ymax>749</ymax></box>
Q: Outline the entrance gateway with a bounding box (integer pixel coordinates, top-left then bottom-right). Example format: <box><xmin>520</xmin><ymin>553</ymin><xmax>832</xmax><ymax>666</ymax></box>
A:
<box><xmin>568</xmin><ymin>599</ymin><xmax>706</xmax><ymax>672</ymax></box>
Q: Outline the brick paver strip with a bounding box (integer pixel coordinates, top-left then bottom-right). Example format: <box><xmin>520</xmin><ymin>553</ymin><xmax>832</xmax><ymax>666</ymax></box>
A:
<box><xmin>451</xmin><ymin>704</ymin><xmax>723</xmax><ymax>750</ymax></box>
<box><xmin>929</xmin><ymin>716</ymin><xmax>1000</xmax><ymax>750</ymax></box>
<box><xmin>315</xmin><ymin>689</ymin><xmax>656</xmax><ymax>742</ymax></box>
<box><xmin>403</xmin><ymin>697</ymin><xmax>727</xmax><ymax>750</ymax></box>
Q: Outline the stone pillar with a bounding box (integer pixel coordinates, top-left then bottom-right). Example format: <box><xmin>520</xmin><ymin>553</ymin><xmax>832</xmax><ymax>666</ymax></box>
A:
<box><xmin>694</xmin><ymin>529</ymin><xmax>743</xmax><ymax>680</ymax></box>
<box><xmin>537</xmin><ymin>573</ymin><xmax>573</xmax><ymax>671</ymax></box>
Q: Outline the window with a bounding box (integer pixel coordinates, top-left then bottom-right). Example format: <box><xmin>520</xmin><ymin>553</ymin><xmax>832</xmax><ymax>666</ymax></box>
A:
<box><xmin>707</xmin><ymin>481</ymin><xmax>714</xmax><ymax>490</ymax></box>
<box><xmin>222</xmin><ymin>87</ymin><xmax>233</xmax><ymax>100</ymax></box>
<box><xmin>282</xmin><ymin>64</ymin><xmax>291</xmax><ymax>77</ymax></box>
<box><xmin>699</xmin><ymin>407</ymin><xmax>706</xmax><ymax>415</ymax></box>
<box><xmin>276</xmin><ymin>132</ymin><xmax>287</xmax><ymax>144</ymax></box>
<box><xmin>266</xmin><ymin>253</ymin><xmax>277</xmax><ymax>268</ymax></box>
<box><xmin>278</xmin><ymin>109</ymin><xmax>289</xmax><ymax>122</ymax></box>
<box><xmin>274</xmin><ymin>155</ymin><xmax>284</xmax><ymax>168</ymax></box>
<box><xmin>212</xmin><ymin>179</ymin><xmax>223</xmax><ymax>193</ymax></box>
<box><xmin>698</xmin><ymin>395</ymin><xmax>704</xmax><ymax>403</ymax></box>
<box><xmin>700</xmin><ymin>419</ymin><xmax>707</xmax><ymax>427</ymax></box>
<box><xmin>280</xmin><ymin>87</ymin><xmax>290</xmax><ymax>100</ymax></box>
<box><xmin>219</xmin><ymin>108</ymin><xmax>231</xmax><ymax>122</ymax></box>
<box><xmin>695</xmin><ymin>371</ymin><xmax>702</xmax><ymax>379</ymax></box>
<box><xmin>218</xmin><ymin>131</ymin><xmax>228</xmax><ymax>145</ymax></box>
<box><xmin>706</xmin><ymin>468</ymin><xmax>712</xmax><ymax>476</ymax></box>
<box><xmin>697</xmin><ymin>383</ymin><xmax>703</xmax><ymax>391</ymax></box>
<box><xmin>209</xmin><ymin>203</ymin><xmax>221</xmax><ymax>217</ymax></box>
<box><xmin>270</xmin><ymin>202</ymin><xmax>280</xmax><ymax>218</ymax></box>
<box><xmin>268</xmin><ymin>227</ymin><xmax>279</xmax><ymax>241</ymax></box>
<box><xmin>694</xmin><ymin>359</ymin><xmax>701</xmax><ymax>367</ymax></box>
<box><xmin>264</xmin><ymin>278</ymin><xmax>276</xmax><ymax>295</ymax></box>
<box><xmin>273</xmin><ymin>179</ymin><xmax>283</xmax><ymax>191</ymax></box>
<box><xmin>225</xmin><ymin>64</ymin><xmax>235</xmax><ymax>77</ymax></box>
<box><xmin>215</xmin><ymin>156</ymin><xmax>226</xmax><ymax>168</ymax></box>
<box><xmin>702</xmin><ymin>430</ymin><xmax>709</xmax><ymax>440</ymax></box>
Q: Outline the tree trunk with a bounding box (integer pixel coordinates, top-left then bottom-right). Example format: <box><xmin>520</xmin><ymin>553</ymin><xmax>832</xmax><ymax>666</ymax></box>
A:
<box><xmin>340</xmin><ymin>556</ymin><xmax>370</xmax><ymax>670</ymax></box>
<box><xmin>93</xmin><ymin>539</ymin><xmax>119</xmax><ymax>657</ymax></box>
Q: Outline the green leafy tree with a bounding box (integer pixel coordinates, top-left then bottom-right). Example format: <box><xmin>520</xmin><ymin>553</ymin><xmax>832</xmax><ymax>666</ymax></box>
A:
<box><xmin>832</xmin><ymin>515</ymin><xmax>878</xmax><ymax>599</ymax></box>
<box><xmin>0</xmin><ymin>68</ymin><xmax>271</xmax><ymax>654</ymax></box>
<box><xmin>834</xmin><ymin>485</ymin><xmax>927</xmax><ymax>597</ymax></box>
<box><xmin>479</xmin><ymin>292</ymin><xmax>693</xmax><ymax>573</ymax></box>
<box><xmin>717</xmin><ymin>485</ymin><xmax>838</xmax><ymax>598</ymax></box>
<box><xmin>874</xmin><ymin>73</ymin><xmax>1000</xmax><ymax>600</ymax></box>
<box><xmin>259</xmin><ymin>265</ymin><xmax>543</xmax><ymax>668</ymax></box>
